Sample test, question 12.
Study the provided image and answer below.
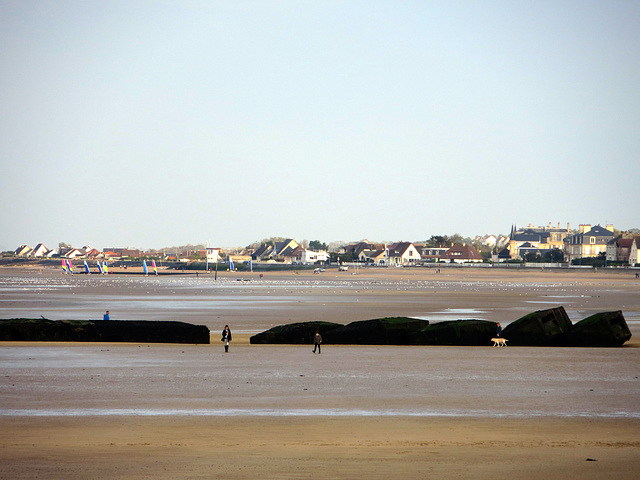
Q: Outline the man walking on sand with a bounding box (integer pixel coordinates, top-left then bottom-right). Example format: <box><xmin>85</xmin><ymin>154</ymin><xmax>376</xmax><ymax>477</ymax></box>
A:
<box><xmin>312</xmin><ymin>330</ymin><xmax>322</xmax><ymax>354</ymax></box>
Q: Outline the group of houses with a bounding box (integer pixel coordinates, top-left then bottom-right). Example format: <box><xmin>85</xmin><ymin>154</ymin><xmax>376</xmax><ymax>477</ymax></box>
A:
<box><xmin>10</xmin><ymin>221</ymin><xmax>640</xmax><ymax>267</ymax></box>
<box><xmin>335</xmin><ymin>241</ymin><xmax>485</xmax><ymax>265</ymax></box>
<box><xmin>12</xmin><ymin>244</ymin><xmax>102</xmax><ymax>259</ymax></box>
<box><xmin>503</xmin><ymin>223</ymin><xmax>640</xmax><ymax>264</ymax></box>
<box><xmin>250</xmin><ymin>239</ymin><xmax>330</xmax><ymax>265</ymax></box>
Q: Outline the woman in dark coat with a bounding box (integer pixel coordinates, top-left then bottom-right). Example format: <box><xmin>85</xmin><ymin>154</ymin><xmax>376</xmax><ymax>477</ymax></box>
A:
<box><xmin>222</xmin><ymin>325</ymin><xmax>232</xmax><ymax>352</ymax></box>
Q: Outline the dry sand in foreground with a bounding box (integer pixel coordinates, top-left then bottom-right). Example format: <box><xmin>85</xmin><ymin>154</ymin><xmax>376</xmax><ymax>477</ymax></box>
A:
<box><xmin>1</xmin><ymin>416</ymin><xmax>639</xmax><ymax>480</ymax></box>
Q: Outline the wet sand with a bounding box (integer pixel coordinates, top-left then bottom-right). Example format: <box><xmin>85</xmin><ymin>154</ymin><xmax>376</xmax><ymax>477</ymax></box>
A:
<box><xmin>1</xmin><ymin>265</ymin><xmax>640</xmax><ymax>478</ymax></box>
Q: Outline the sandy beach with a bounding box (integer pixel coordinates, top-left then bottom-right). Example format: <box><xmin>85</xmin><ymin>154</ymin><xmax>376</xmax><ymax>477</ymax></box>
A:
<box><xmin>2</xmin><ymin>416</ymin><xmax>639</xmax><ymax>479</ymax></box>
<box><xmin>1</xmin><ymin>265</ymin><xmax>639</xmax><ymax>478</ymax></box>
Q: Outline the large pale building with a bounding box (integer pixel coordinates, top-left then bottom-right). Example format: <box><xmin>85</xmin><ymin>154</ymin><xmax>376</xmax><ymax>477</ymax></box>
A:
<box><xmin>507</xmin><ymin>222</ymin><xmax>571</xmax><ymax>259</ymax></box>
<box><xmin>563</xmin><ymin>224</ymin><xmax>615</xmax><ymax>262</ymax></box>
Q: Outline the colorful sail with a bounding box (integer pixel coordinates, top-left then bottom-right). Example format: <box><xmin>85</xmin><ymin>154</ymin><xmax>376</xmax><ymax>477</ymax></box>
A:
<box><xmin>66</xmin><ymin>259</ymin><xmax>74</xmax><ymax>274</ymax></box>
<box><xmin>143</xmin><ymin>260</ymin><xmax>148</xmax><ymax>276</ymax></box>
<box><xmin>152</xmin><ymin>260</ymin><xmax>158</xmax><ymax>276</ymax></box>
<box><xmin>62</xmin><ymin>259</ymin><xmax>68</xmax><ymax>274</ymax></box>
<box><xmin>84</xmin><ymin>260</ymin><xmax>91</xmax><ymax>274</ymax></box>
<box><xmin>229</xmin><ymin>257</ymin><xmax>235</xmax><ymax>271</ymax></box>
<box><xmin>97</xmin><ymin>261</ymin><xmax>104</xmax><ymax>274</ymax></box>
<box><xmin>103</xmin><ymin>262</ymin><xmax>109</xmax><ymax>274</ymax></box>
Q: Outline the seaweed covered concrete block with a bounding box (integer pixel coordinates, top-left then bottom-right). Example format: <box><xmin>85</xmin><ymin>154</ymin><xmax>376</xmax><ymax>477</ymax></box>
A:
<box><xmin>417</xmin><ymin>319</ymin><xmax>498</xmax><ymax>346</ymax></box>
<box><xmin>501</xmin><ymin>307</ymin><xmax>573</xmax><ymax>346</ymax></box>
<box><xmin>250</xmin><ymin>318</ymin><xmax>503</xmax><ymax>346</ymax></box>
<box><xmin>565</xmin><ymin>311</ymin><xmax>632</xmax><ymax>347</ymax></box>
<box><xmin>250</xmin><ymin>321</ymin><xmax>342</xmax><ymax>344</ymax></box>
<box><xmin>325</xmin><ymin>317</ymin><xmax>430</xmax><ymax>345</ymax></box>
<box><xmin>0</xmin><ymin>318</ymin><xmax>210</xmax><ymax>344</ymax></box>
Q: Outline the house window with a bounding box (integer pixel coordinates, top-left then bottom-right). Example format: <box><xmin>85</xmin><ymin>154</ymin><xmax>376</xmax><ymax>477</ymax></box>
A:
<box><xmin>590</xmin><ymin>237</ymin><xmax>596</xmax><ymax>244</ymax></box>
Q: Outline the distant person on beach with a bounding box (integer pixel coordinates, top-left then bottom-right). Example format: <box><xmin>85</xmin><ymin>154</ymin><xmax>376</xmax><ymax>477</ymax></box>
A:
<box><xmin>103</xmin><ymin>311</ymin><xmax>110</xmax><ymax>321</ymax></box>
<box><xmin>496</xmin><ymin>322</ymin><xmax>502</xmax><ymax>337</ymax></box>
<box><xmin>221</xmin><ymin>325</ymin><xmax>232</xmax><ymax>352</ymax></box>
<box><xmin>312</xmin><ymin>330</ymin><xmax>322</xmax><ymax>354</ymax></box>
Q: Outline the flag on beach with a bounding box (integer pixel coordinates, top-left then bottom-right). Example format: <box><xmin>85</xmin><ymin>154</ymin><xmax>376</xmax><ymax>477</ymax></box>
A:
<box><xmin>84</xmin><ymin>260</ymin><xmax>91</xmax><ymax>274</ymax></box>
<box><xmin>229</xmin><ymin>257</ymin><xmax>235</xmax><ymax>271</ymax></box>
<box><xmin>143</xmin><ymin>260</ymin><xmax>148</xmax><ymax>276</ymax></box>
<box><xmin>152</xmin><ymin>260</ymin><xmax>158</xmax><ymax>276</ymax></box>
<box><xmin>62</xmin><ymin>260</ymin><xmax>68</xmax><ymax>274</ymax></box>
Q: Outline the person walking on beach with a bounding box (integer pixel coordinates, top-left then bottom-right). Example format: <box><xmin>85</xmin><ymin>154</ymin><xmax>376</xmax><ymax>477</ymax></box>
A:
<box><xmin>221</xmin><ymin>325</ymin><xmax>232</xmax><ymax>353</ymax></box>
<box><xmin>312</xmin><ymin>330</ymin><xmax>322</xmax><ymax>354</ymax></box>
<box><xmin>103</xmin><ymin>310</ymin><xmax>110</xmax><ymax>321</ymax></box>
<box><xmin>496</xmin><ymin>322</ymin><xmax>502</xmax><ymax>337</ymax></box>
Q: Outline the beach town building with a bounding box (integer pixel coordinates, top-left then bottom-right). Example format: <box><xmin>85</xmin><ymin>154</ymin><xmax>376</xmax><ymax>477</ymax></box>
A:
<box><xmin>14</xmin><ymin>245</ymin><xmax>32</xmax><ymax>256</ymax></box>
<box><xmin>606</xmin><ymin>236</ymin><xmax>634</xmax><ymax>263</ymax></box>
<box><xmin>281</xmin><ymin>245</ymin><xmax>330</xmax><ymax>265</ymax></box>
<box><xmin>496</xmin><ymin>234</ymin><xmax>511</xmax><ymax>248</ymax></box>
<box><xmin>507</xmin><ymin>222</ymin><xmax>571</xmax><ymax>259</ymax></box>
<box><xmin>387</xmin><ymin>242</ymin><xmax>421</xmax><ymax>266</ymax></box>
<box><xmin>474</xmin><ymin>234</ymin><xmax>508</xmax><ymax>247</ymax></box>
<box><xmin>302</xmin><ymin>248</ymin><xmax>329</xmax><ymax>265</ymax></box>
<box><xmin>103</xmin><ymin>248</ymin><xmax>142</xmax><ymax>258</ymax></box>
<box><xmin>29</xmin><ymin>243</ymin><xmax>50</xmax><ymax>257</ymax></box>
<box><xmin>415</xmin><ymin>245</ymin><xmax>449</xmax><ymax>262</ymax></box>
<box><xmin>231</xmin><ymin>252</ymin><xmax>253</xmax><ymax>264</ymax></box>
<box><xmin>516</xmin><ymin>242</ymin><xmax>539</xmax><ymax>259</ymax></box>
<box><xmin>84</xmin><ymin>248</ymin><xmax>103</xmax><ymax>258</ymax></box>
<box><xmin>441</xmin><ymin>243</ymin><xmax>484</xmax><ymax>263</ymax></box>
<box><xmin>359</xmin><ymin>248</ymin><xmax>387</xmax><ymax>265</ymax></box>
<box><xmin>563</xmin><ymin>224</ymin><xmax>615</xmax><ymax>263</ymax></box>
<box><xmin>281</xmin><ymin>245</ymin><xmax>303</xmax><ymax>264</ymax></box>
<box><xmin>492</xmin><ymin>248</ymin><xmax>512</xmax><ymax>262</ymax></box>
<box><xmin>629</xmin><ymin>237</ymin><xmax>640</xmax><ymax>266</ymax></box>
<box><xmin>63</xmin><ymin>248</ymin><xmax>84</xmax><ymax>259</ymax></box>
<box><xmin>338</xmin><ymin>241</ymin><xmax>385</xmax><ymax>259</ymax></box>
<box><xmin>252</xmin><ymin>238</ymin><xmax>299</xmax><ymax>262</ymax></box>
<box><xmin>206</xmin><ymin>247</ymin><xmax>221</xmax><ymax>264</ymax></box>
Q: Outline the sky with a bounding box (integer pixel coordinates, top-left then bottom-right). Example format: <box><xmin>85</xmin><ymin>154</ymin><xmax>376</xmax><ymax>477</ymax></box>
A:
<box><xmin>1</xmin><ymin>1</ymin><xmax>639</xmax><ymax>251</ymax></box>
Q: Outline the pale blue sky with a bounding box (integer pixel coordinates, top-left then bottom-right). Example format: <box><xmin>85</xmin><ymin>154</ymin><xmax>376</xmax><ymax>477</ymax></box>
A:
<box><xmin>1</xmin><ymin>1</ymin><xmax>638</xmax><ymax>251</ymax></box>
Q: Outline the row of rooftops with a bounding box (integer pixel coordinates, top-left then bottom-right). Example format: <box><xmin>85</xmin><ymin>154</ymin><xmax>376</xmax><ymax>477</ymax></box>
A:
<box><xmin>510</xmin><ymin>223</ymin><xmax>616</xmax><ymax>242</ymax></box>
<box><xmin>12</xmin><ymin>244</ymin><xmax>102</xmax><ymax>259</ymax></box>
<box><xmin>9</xmin><ymin>223</ymin><xmax>634</xmax><ymax>263</ymax></box>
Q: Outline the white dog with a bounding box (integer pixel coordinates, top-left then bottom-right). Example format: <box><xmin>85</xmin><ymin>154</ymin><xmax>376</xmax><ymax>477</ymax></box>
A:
<box><xmin>491</xmin><ymin>337</ymin><xmax>508</xmax><ymax>347</ymax></box>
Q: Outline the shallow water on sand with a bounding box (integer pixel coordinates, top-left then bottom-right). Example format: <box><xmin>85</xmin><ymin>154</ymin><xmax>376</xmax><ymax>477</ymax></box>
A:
<box><xmin>2</xmin><ymin>270</ymin><xmax>640</xmax><ymax>334</ymax></box>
